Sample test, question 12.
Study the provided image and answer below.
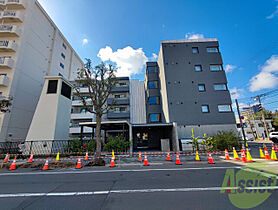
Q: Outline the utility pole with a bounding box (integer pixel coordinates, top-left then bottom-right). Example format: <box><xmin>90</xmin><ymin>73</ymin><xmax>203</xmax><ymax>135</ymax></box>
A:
<box><xmin>236</xmin><ymin>99</ymin><xmax>247</xmax><ymax>145</ymax></box>
<box><xmin>257</xmin><ymin>96</ymin><xmax>270</xmax><ymax>140</ymax></box>
<box><xmin>249</xmin><ymin>102</ymin><xmax>259</xmax><ymax>139</ymax></box>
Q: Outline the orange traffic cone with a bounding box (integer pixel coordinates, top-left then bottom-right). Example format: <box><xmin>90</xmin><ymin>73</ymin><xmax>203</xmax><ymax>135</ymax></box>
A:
<box><xmin>76</xmin><ymin>156</ymin><xmax>82</xmax><ymax>169</ymax></box>
<box><xmin>110</xmin><ymin>157</ymin><xmax>116</xmax><ymax>167</ymax></box>
<box><xmin>264</xmin><ymin>147</ymin><xmax>271</xmax><ymax>160</ymax></box>
<box><xmin>166</xmin><ymin>150</ymin><xmax>172</xmax><ymax>161</ymax></box>
<box><xmin>3</xmin><ymin>153</ymin><xmax>9</xmax><ymax>163</ymax></box>
<box><xmin>9</xmin><ymin>157</ymin><xmax>17</xmax><ymax>170</ymax></box>
<box><xmin>208</xmin><ymin>152</ymin><xmax>215</xmax><ymax>164</ymax></box>
<box><xmin>84</xmin><ymin>151</ymin><xmax>89</xmax><ymax>161</ymax></box>
<box><xmin>241</xmin><ymin>150</ymin><xmax>247</xmax><ymax>162</ymax></box>
<box><xmin>138</xmin><ymin>152</ymin><xmax>142</xmax><ymax>162</ymax></box>
<box><xmin>143</xmin><ymin>153</ymin><xmax>149</xmax><ymax>166</ymax></box>
<box><xmin>27</xmin><ymin>153</ymin><xmax>34</xmax><ymax>163</ymax></box>
<box><xmin>175</xmin><ymin>152</ymin><xmax>182</xmax><ymax>165</ymax></box>
<box><xmin>225</xmin><ymin>149</ymin><xmax>230</xmax><ymax>160</ymax></box>
<box><xmin>43</xmin><ymin>158</ymin><xmax>49</xmax><ymax>170</ymax></box>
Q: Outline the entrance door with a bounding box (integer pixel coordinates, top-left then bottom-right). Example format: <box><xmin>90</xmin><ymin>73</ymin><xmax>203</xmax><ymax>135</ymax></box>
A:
<box><xmin>136</xmin><ymin>132</ymin><xmax>148</xmax><ymax>149</ymax></box>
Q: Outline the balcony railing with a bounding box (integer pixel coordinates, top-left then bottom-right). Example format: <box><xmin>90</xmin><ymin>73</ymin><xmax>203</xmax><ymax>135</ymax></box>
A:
<box><xmin>0</xmin><ymin>25</ymin><xmax>21</xmax><ymax>37</ymax></box>
<box><xmin>6</xmin><ymin>0</ymin><xmax>26</xmax><ymax>9</ymax></box>
<box><xmin>0</xmin><ymin>1</ymin><xmax>5</xmax><ymax>9</ymax></box>
<box><xmin>0</xmin><ymin>74</ymin><xmax>9</xmax><ymax>86</ymax></box>
<box><xmin>0</xmin><ymin>57</ymin><xmax>14</xmax><ymax>68</ymax></box>
<box><xmin>71</xmin><ymin>112</ymin><xmax>95</xmax><ymax>120</ymax></box>
<box><xmin>0</xmin><ymin>40</ymin><xmax>17</xmax><ymax>52</ymax></box>
<box><xmin>0</xmin><ymin>10</ymin><xmax>24</xmax><ymax>23</ymax></box>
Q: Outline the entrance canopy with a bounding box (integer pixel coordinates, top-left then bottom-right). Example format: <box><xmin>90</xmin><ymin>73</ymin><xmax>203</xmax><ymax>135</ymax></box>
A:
<box><xmin>79</xmin><ymin>120</ymin><xmax>130</xmax><ymax>130</ymax></box>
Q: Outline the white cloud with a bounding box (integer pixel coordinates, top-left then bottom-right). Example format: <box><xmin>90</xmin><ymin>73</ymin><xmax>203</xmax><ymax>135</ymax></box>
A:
<box><xmin>82</xmin><ymin>38</ymin><xmax>88</xmax><ymax>46</ymax></box>
<box><xmin>97</xmin><ymin>46</ymin><xmax>148</xmax><ymax>77</ymax></box>
<box><xmin>249</xmin><ymin>55</ymin><xmax>278</xmax><ymax>92</ymax></box>
<box><xmin>185</xmin><ymin>33</ymin><xmax>204</xmax><ymax>40</ymax></box>
<box><xmin>149</xmin><ymin>53</ymin><xmax>158</xmax><ymax>61</ymax></box>
<box><xmin>266</xmin><ymin>5</ymin><xmax>278</xmax><ymax>19</ymax></box>
<box><xmin>230</xmin><ymin>88</ymin><xmax>244</xmax><ymax>100</ymax></box>
<box><xmin>225</xmin><ymin>64</ymin><xmax>237</xmax><ymax>73</ymax></box>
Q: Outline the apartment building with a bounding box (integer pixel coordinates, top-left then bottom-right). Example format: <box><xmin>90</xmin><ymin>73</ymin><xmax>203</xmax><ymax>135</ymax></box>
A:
<box><xmin>145</xmin><ymin>39</ymin><xmax>236</xmax><ymax>138</ymax></box>
<box><xmin>70</xmin><ymin>78</ymin><xmax>146</xmax><ymax>139</ymax></box>
<box><xmin>0</xmin><ymin>0</ymin><xmax>83</xmax><ymax>142</ymax></box>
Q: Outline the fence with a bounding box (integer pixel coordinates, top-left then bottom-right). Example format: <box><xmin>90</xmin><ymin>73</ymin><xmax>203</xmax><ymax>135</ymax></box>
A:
<box><xmin>0</xmin><ymin>140</ymin><xmax>94</xmax><ymax>155</ymax></box>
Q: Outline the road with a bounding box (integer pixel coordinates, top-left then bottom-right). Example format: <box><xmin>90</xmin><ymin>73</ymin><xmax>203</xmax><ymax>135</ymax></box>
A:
<box><xmin>1</xmin><ymin>161</ymin><xmax>278</xmax><ymax>210</ymax></box>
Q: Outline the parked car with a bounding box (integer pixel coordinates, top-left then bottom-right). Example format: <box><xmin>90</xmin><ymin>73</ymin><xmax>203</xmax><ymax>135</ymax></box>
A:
<box><xmin>270</xmin><ymin>132</ymin><xmax>278</xmax><ymax>143</ymax></box>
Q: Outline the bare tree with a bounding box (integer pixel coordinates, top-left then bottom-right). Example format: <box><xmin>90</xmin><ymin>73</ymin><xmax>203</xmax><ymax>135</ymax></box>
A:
<box><xmin>74</xmin><ymin>59</ymin><xmax>117</xmax><ymax>157</ymax></box>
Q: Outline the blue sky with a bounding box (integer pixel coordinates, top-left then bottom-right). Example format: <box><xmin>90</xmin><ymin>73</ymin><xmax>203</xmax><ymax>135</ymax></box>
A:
<box><xmin>38</xmin><ymin>0</ymin><xmax>278</xmax><ymax>111</ymax></box>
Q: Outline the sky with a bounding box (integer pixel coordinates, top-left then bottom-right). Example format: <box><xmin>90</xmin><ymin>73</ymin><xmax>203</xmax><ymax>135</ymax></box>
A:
<box><xmin>38</xmin><ymin>0</ymin><xmax>278</xmax><ymax>111</ymax></box>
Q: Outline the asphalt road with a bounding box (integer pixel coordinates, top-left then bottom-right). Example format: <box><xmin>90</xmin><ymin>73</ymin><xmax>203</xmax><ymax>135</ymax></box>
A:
<box><xmin>0</xmin><ymin>161</ymin><xmax>278</xmax><ymax>210</ymax></box>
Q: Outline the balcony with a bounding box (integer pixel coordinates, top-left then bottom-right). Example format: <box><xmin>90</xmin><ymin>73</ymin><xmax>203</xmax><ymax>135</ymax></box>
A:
<box><xmin>107</xmin><ymin>98</ymin><xmax>129</xmax><ymax>105</ymax></box>
<box><xmin>0</xmin><ymin>25</ymin><xmax>21</xmax><ymax>37</ymax></box>
<box><xmin>6</xmin><ymin>0</ymin><xmax>27</xmax><ymax>10</ymax></box>
<box><xmin>0</xmin><ymin>40</ymin><xmax>17</xmax><ymax>52</ymax></box>
<box><xmin>0</xmin><ymin>75</ymin><xmax>9</xmax><ymax>86</ymax></box>
<box><xmin>0</xmin><ymin>1</ymin><xmax>5</xmax><ymax>10</ymax></box>
<box><xmin>107</xmin><ymin>111</ymin><xmax>130</xmax><ymax>119</ymax></box>
<box><xmin>71</xmin><ymin>112</ymin><xmax>95</xmax><ymax>120</ymax></box>
<box><xmin>0</xmin><ymin>57</ymin><xmax>14</xmax><ymax>68</ymax></box>
<box><xmin>111</xmin><ymin>86</ymin><xmax>129</xmax><ymax>93</ymax></box>
<box><xmin>1</xmin><ymin>10</ymin><xmax>24</xmax><ymax>23</ymax></box>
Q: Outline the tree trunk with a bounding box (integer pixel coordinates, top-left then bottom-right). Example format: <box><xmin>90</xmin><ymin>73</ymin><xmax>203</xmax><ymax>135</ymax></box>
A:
<box><xmin>95</xmin><ymin>113</ymin><xmax>102</xmax><ymax>157</ymax></box>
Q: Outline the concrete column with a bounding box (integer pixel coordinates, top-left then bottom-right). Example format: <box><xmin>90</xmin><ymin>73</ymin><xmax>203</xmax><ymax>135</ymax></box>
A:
<box><xmin>172</xmin><ymin>122</ymin><xmax>180</xmax><ymax>152</ymax></box>
<box><xmin>129</xmin><ymin>124</ymin><xmax>133</xmax><ymax>153</ymax></box>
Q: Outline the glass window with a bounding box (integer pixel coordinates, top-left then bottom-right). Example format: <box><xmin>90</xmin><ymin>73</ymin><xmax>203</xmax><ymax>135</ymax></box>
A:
<box><xmin>192</xmin><ymin>47</ymin><xmax>199</xmax><ymax>54</ymax></box>
<box><xmin>218</xmin><ymin>105</ymin><xmax>232</xmax><ymax>112</ymax></box>
<box><xmin>214</xmin><ymin>84</ymin><xmax>227</xmax><ymax>91</ymax></box>
<box><xmin>149</xmin><ymin>97</ymin><xmax>160</xmax><ymax>105</ymax></box>
<box><xmin>202</xmin><ymin>105</ymin><xmax>209</xmax><ymax>113</ymax></box>
<box><xmin>148</xmin><ymin>66</ymin><xmax>156</xmax><ymax>74</ymax></box>
<box><xmin>148</xmin><ymin>81</ymin><xmax>158</xmax><ymax>89</ymax></box>
<box><xmin>210</xmin><ymin>65</ymin><xmax>223</xmax><ymax>71</ymax></box>
<box><xmin>61</xmin><ymin>53</ymin><xmax>65</xmax><ymax>59</ymax></box>
<box><xmin>61</xmin><ymin>82</ymin><xmax>71</xmax><ymax>99</ymax></box>
<box><xmin>81</xmin><ymin>109</ymin><xmax>86</xmax><ymax>113</ymax></box>
<box><xmin>115</xmin><ymin>94</ymin><xmax>125</xmax><ymax>98</ymax></box>
<box><xmin>120</xmin><ymin>107</ymin><xmax>126</xmax><ymax>112</ymax></box>
<box><xmin>198</xmin><ymin>84</ymin><xmax>205</xmax><ymax>92</ymax></box>
<box><xmin>195</xmin><ymin>65</ymin><xmax>202</xmax><ymax>72</ymax></box>
<box><xmin>118</xmin><ymin>82</ymin><xmax>127</xmax><ymax>86</ymax></box>
<box><xmin>149</xmin><ymin>113</ymin><xmax>160</xmax><ymax>122</ymax></box>
<box><xmin>47</xmin><ymin>80</ymin><xmax>58</xmax><ymax>94</ymax></box>
<box><xmin>62</xmin><ymin>43</ymin><xmax>67</xmax><ymax>50</ymax></box>
<box><xmin>207</xmin><ymin>47</ymin><xmax>219</xmax><ymax>53</ymax></box>
<box><xmin>60</xmin><ymin>63</ymin><xmax>64</xmax><ymax>69</ymax></box>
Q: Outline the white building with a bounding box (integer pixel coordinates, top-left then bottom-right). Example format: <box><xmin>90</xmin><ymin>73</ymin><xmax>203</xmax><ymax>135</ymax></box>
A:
<box><xmin>0</xmin><ymin>0</ymin><xmax>83</xmax><ymax>142</ymax></box>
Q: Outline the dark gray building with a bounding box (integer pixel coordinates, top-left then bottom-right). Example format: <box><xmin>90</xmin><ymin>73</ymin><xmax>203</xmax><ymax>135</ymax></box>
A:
<box><xmin>145</xmin><ymin>38</ymin><xmax>236</xmax><ymax>138</ymax></box>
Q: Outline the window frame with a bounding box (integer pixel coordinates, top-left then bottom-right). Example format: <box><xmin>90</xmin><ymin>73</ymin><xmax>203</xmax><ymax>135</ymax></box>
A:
<box><xmin>148</xmin><ymin>81</ymin><xmax>158</xmax><ymax>89</ymax></box>
<box><xmin>198</xmin><ymin>84</ymin><xmax>206</xmax><ymax>92</ymax></box>
<box><xmin>210</xmin><ymin>64</ymin><xmax>223</xmax><ymax>72</ymax></box>
<box><xmin>60</xmin><ymin>62</ymin><xmax>65</xmax><ymax>69</ymax></box>
<box><xmin>194</xmin><ymin>65</ymin><xmax>202</xmax><ymax>72</ymax></box>
<box><xmin>218</xmin><ymin>105</ymin><xmax>232</xmax><ymax>113</ymax></box>
<box><xmin>201</xmin><ymin>105</ymin><xmax>210</xmax><ymax>113</ymax></box>
<box><xmin>192</xmin><ymin>47</ymin><xmax>199</xmax><ymax>54</ymax></box>
<box><xmin>207</xmin><ymin>47</ymin><xmax>219</xmax><ymax>53</ymax></box>
<box><xmin>148</xmin><ymin>66</ymin><xmax>157</xmax><ymax>74</ymax></box>
<box><xmin>149</xmin><ymin>113</ymin><xmax>161</xmax><ymax>123</ymax></box>
<box><xmin>149</xmin><ymin>96</ymin><xmax>160</xmax><ymax>105</ymax></box>
<box><xmin>214</xmin><ymin>83</ymin><xmax>228</xmax><ymax>91</ymax></box>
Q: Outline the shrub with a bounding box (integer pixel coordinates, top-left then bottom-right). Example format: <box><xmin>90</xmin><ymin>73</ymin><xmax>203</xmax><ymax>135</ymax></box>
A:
<box><xmin>66</xmin><ymin>138</ymin><xmax>96</xmax><ymax>153</ymax></box>
<box><xmin>104</xmin><ymin>135</ymin><xmax>130</xmax><ymax>152</ymax></box>
<box><xmin>212</xmin><ymin>131</ymin><xmax>241</xmax><ymax>151</ymax></box>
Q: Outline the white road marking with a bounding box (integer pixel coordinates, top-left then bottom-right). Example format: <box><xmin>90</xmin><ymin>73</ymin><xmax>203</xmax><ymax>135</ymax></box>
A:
<box><xmin>0</xmin><ymin>166</ymin><xmax>241</xmax><ymax>176</ymax></box>
<box><xmin>0</xmin><ymin>186</ymin><xmax>278</xmax><ymax>198</ymax></box>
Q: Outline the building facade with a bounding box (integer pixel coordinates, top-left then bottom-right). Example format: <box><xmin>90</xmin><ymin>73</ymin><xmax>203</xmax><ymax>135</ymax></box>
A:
<box><xmin>145</xmin><ymin>39</ymin><xmax>236</xmax><ymax>138</ymax></box>
<box><xmin>0</xmin><ymin>0</ymin><xmax>83</xmax><ymax>142</ymax></box>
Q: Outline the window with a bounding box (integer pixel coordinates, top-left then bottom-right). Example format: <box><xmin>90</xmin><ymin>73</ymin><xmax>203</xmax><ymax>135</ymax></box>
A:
<box><xmin>118</xmin><ymin>82</ymin><xmax>127</xmax><ymax>86</ymax></box>
<box><xmin>149</xmin><ymin>113</ymin><xmax>161</xmax><ymax>123</ymax></box>
<box><xmin>149</xmin><ymin>97</ymin><xmax>160</xmax><ymax>105</ymax></box>
<box><xmin>207</xmin><ymin>47</ymin><xmax>219</xmax><ymax>53</ymax></box>
<box><xmin>214</xmin><ymin>84</ymin><xmax>227</xmax><ymax>91</ymax></box>
<box><xmin>114</xmin><ymin>107</ymin><xmax>126</xmax><ymax>112</ymax></box>
<box><xmin>60</xmin><ymin>63</ymin><xmax>64</xmax><ymax>69</ymax></box>
<box><xmin>61</xmin><ymin>53</ymin><xmax>65</xmax><ymax>59</ymax></box>
<box><xmin>195</xmin><ymin>65</ymin><xmax>202</xmax><ymax>72</ymax></box>
<box><xmin>62</xmin><ymin>43</ymin><xmax>67</xmax><ymax>50</ymax></box>
<box><xmin>148</xmin><ymin>81</ymin><xmax>158</xmax><ymax>89</ymax></box>
<box><xmin>192</xmin><ymin>47</ymin><xmax>199</xmax><ymax>54</ymax></box>
<box><xmin>218</xmin><ymin>105</ymin><xmax>232</xmax><ymax>112</ymax></box>
<box><xmin>202</xmin><ymin>105</ymin><xmax>209</xmax><ymax>113</ymax></box>
<box><xmin>115</xmin><ymin>94</ymin><xmax>125</xmax><ymax>98</ymax></box>
<box><xmin>210</xmin><ymin>65</ymin><xmax>223</xmax><ymax>71</ymax></box>
<box><xmin>148</xmin><ymin>66</ymin><xmax>156</xmax><ymax>74</ymax></box>
<box><xmin>47</xmin><ymin>80</ymin><xmax>58</xmax><ymax>94</ymax></box>
<box><xmin>81</xmin><ymin>109</ymin><xmax>86</xmax><ymax>113</ymax></box>
<box><xmin>198</xmin><ymin>84</ymin><xmax>206</xmax><ymax>92</ymax></box>
<box><xmin>61</xmin><ymin>82</ymin><xmax>71</xmax><ymax>99</ymax></box>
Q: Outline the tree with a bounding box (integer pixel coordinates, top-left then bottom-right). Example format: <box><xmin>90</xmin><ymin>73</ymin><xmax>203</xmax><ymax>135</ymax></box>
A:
<box><xmin>0</xmin><ymin>96</ymin><xmax>12</xmax><ymax>113</ymax></box>
<box><xmin>74</xmin><ymin>59</ymin><xmax>118</xmax><ymax>157</ymax></box>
